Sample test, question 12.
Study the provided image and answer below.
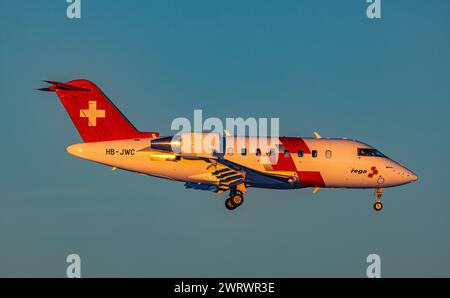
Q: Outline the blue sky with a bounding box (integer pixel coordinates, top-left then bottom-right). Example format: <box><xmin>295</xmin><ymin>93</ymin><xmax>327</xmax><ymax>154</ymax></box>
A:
<box><xmin>1</xmin><ymin>0</ymin><xmax>450</xmax><ymax>277</ymax></box>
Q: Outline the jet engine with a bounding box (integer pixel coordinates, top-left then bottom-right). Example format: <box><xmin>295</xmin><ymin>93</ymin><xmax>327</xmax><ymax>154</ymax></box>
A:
<box><xmin>150</xmin><ymin>132</ymin><xmax>222</xmax><ymax>159</ymax></box>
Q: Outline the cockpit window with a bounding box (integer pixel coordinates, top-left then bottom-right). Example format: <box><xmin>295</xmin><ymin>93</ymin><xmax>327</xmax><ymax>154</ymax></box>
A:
<box><xmin>357</xmin><ymin>148</ymin><xmax>387</xmax><ymax>157</ymax></box>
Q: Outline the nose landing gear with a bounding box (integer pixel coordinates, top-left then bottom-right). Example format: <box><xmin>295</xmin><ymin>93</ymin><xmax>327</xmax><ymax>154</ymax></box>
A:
<box><xmin>374</xmin><ymin>201</ymin><xmax>383</xmax><ymax>211</ymax></box>
<box><xmin>373</xmin><ymin>188</ymin><xmax>384</xmax><ymax>211</ymax></box>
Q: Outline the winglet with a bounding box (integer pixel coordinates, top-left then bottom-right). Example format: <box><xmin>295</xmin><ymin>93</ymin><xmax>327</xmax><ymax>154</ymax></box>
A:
<box><xmin>314</xmin><ymin>132</ymin><xmax>322</xmax><ymax>139</ymax></box>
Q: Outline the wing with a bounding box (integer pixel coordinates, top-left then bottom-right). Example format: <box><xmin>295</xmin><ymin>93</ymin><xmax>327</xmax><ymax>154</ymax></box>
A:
<box><xmin>184</xmin><ymin>153</ymin><xmax>299</xmax><ymax>193</ymax></box>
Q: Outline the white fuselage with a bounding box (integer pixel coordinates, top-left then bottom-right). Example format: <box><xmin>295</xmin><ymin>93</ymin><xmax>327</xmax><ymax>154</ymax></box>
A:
<box><xmin>66</xmin><ymin>136</ymin><xmax>417</xmax><ymax>190</ymax></box>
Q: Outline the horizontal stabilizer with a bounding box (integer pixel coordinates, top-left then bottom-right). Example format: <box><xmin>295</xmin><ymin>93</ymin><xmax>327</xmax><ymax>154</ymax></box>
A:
<box><xmin>38</xmin><ymin>81</ymin><xmax>91</xmax><ymax>92</ymax></box>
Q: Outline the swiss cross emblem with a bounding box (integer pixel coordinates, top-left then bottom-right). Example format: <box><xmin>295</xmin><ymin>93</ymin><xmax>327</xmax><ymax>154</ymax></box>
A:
<box><xmin>80</xmin><ymin>101</ymin><xmax>105</xmax><ymax>126</ymax></box>
<box><xmin>368</xmin><ymin>166</ymin><xmax>378</xmax><ymax>178</ymax></box>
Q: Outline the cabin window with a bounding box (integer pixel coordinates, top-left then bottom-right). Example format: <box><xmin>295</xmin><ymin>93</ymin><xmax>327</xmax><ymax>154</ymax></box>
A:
<box><xmin>312</xmin><ymin>150</ymin><xmax>318</xmax><ymax>158</ymax></box>
<box><xmin>298</xmin><ymin>150</ymin><xmax>303</xmax><ymax>157</ymax></box>
<box><xmin>227</xmin><ymin>148</ymin><xmax>233</xmax><ymax>155</ymax></box>
<box><xmin>284</xmin><ymin>149</ymin><xmax>290</xmax><ymax>158</ymax></box>
<box><xmin>241</xmin><ymin>148</ymin><xmax>247</xmax><ymax>156</ymax></box>
<box><xmin>325</xmin><ymin>150</ymin><xmax>332</xmax><ymax>159</ymax></box>
<box><xmin>256</xmin><ymin>148</ymin><xmax>261</xmax><ymax>156</ymax></box>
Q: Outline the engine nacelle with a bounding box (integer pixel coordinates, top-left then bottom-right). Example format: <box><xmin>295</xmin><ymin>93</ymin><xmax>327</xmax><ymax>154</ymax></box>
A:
<box><xmin>151</xmin><ymin>132</ymin><xmax>222</xmax><ymax>158</ymax></box>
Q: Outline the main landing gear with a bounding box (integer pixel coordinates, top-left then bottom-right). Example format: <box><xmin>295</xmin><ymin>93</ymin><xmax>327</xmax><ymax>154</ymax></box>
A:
<box><xmin>225</xmin><ymin>190</ymin><xmax>244</xmax><ymax>210</ymax></box>
<box><xmin>373</xmin><ymin>187</ymin><xmax>384</xmax><ymax>211</ymax></box>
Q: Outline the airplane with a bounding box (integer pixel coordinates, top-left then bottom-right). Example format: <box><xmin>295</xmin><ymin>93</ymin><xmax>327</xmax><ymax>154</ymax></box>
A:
<box><xmin>39</xmin><ymin>79</ymin><xmax>418</xmax><ymax>211</ymax></box>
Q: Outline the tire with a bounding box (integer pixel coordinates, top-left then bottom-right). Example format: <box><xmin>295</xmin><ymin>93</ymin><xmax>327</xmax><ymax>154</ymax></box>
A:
<box><xmin>231</xmin><ymin>194</ymin><xmax>244</xmax><ymax>207</ymax></box>
<box><xmin>225</xmin><ymin>198</ymin><xmax>237</xmax><ymax>210</ymax></box>
<box><xmin>373</xmin><ymin>201</ymin><xmax>383</xmax><ymax>211</ymax></box>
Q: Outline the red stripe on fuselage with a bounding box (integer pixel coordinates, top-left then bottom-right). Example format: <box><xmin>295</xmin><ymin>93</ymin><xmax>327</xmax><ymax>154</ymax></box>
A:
<box><xmin>297</xmin><ymin>171</ymin><xmax>326</xmax><ymax>188</ymax></box>
<box><xmin>271</xmin><ymin>137</ymin><xmax>325</xmax><ymax>188</ymax></box>
<box><xmin>280</xmin><ymin>137</ymin><xmax>311</xmax><ymax>154</ymax></box>
<box><xmin>271</xmin><ymin>138</ymin><xmax>297</xmax><ymax>172</ymax></box>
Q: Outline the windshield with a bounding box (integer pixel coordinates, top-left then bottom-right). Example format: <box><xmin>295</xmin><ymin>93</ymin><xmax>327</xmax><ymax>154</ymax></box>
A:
<box><xmin>357</xmin><ymin>148</ymin><xmax>387</xmax><ymax>157</ymax></box>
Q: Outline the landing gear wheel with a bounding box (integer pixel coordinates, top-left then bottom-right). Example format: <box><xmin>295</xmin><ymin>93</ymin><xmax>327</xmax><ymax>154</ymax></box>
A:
<box><xmin>225</xmin><ymin>198</ymin><xmax>237</xmax><ymax>210</ymax></box>
<box><xmin>231</xmin><ymin>193</ymin><xmax>244</xmax><ymax>207</ymax></box>
<box><xmin>373</xmin><ymin>188</ymin><xmax>384</xmax><ymax>211</ymax></box>
<box><xmin>373</xmin><ymin>201</ymin><xmax>383</xmax><ymax>211</ymax></box>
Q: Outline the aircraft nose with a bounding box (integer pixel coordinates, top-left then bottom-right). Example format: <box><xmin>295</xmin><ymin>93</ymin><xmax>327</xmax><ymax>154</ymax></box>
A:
<box><xmin>404</xmin><ymin>168</ymin><xmax>418</xmax><ymax>183</ymax></box>
<box><xmin>409</xmin><ymin>171</ymin><xmax>418</xmax><ymax>182</ymax></box>
<box><xmin>387</xmin><ymin>162</ymin><xmax>418</xmax><ymax>186</ymax></box>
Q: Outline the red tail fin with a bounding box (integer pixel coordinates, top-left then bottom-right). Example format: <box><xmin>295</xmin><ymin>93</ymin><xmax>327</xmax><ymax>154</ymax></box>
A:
<box><xmin>40</xmin><ymin>80</ymin><xmax>159</xmax><ymax>142</ymax></box>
